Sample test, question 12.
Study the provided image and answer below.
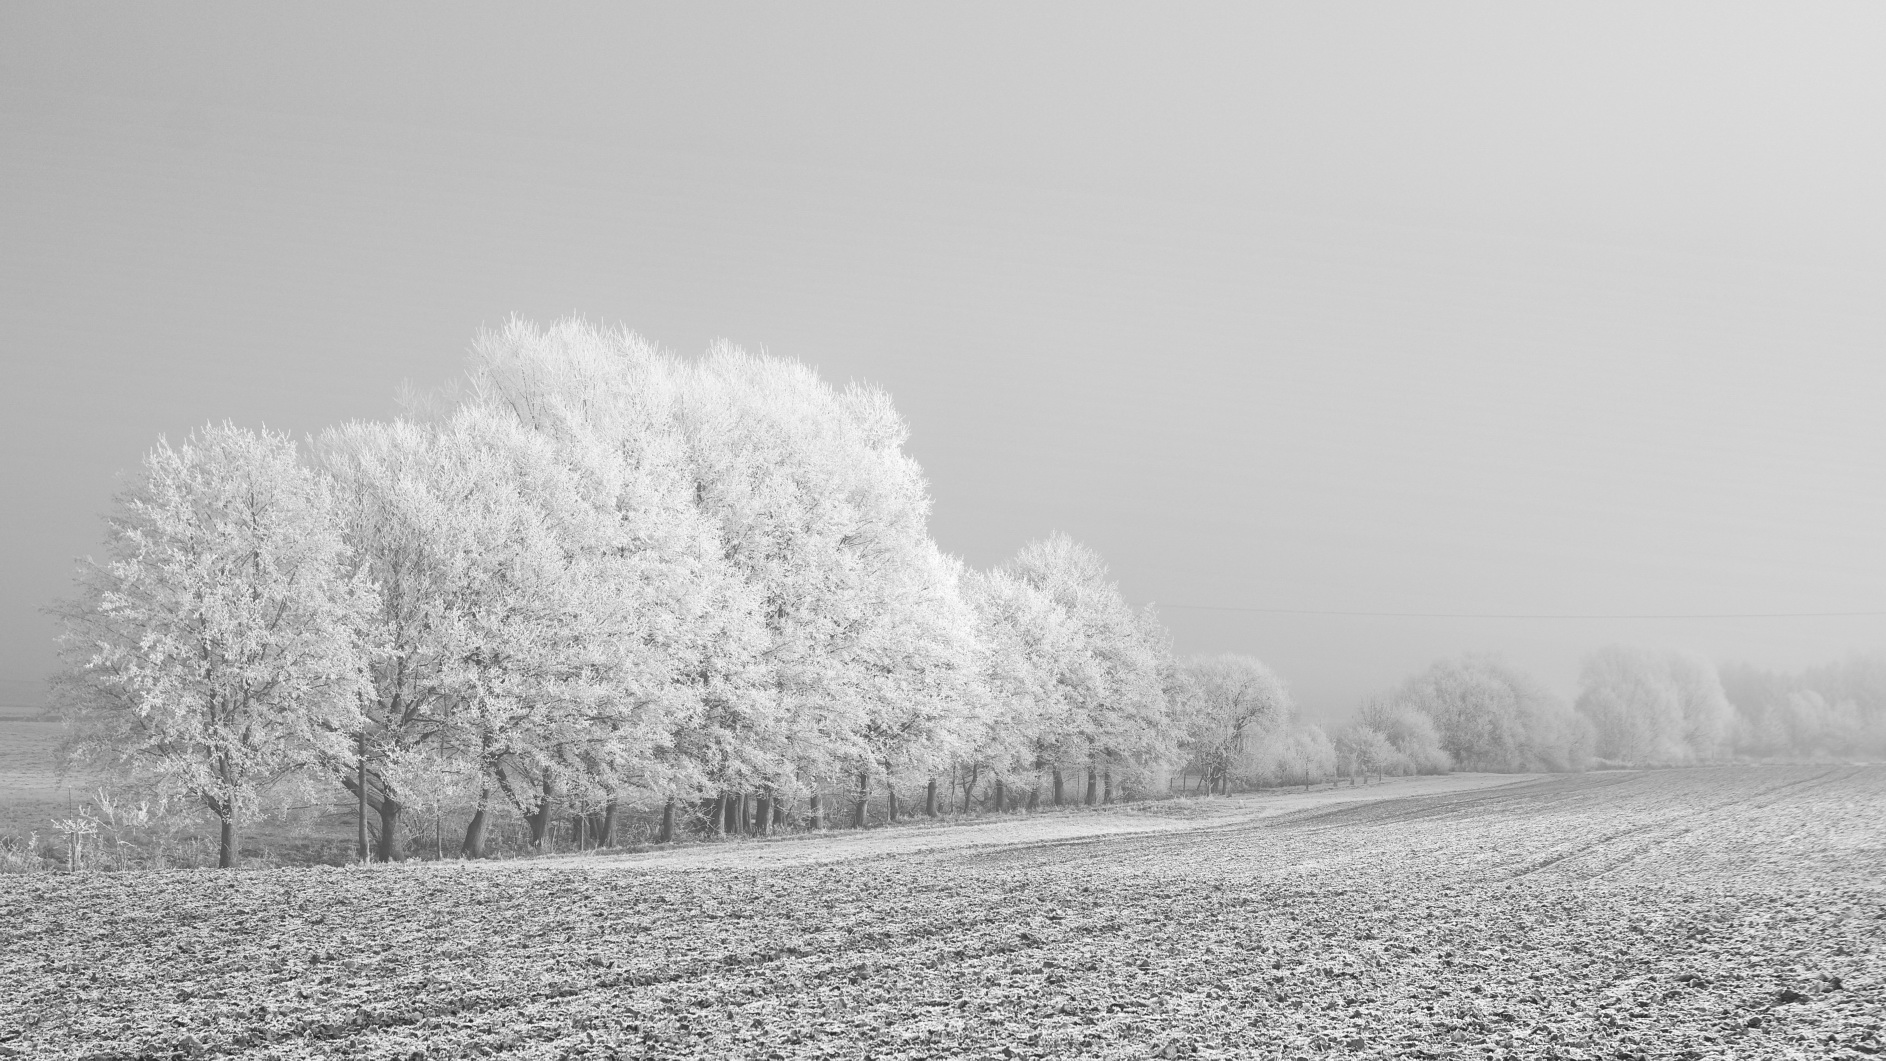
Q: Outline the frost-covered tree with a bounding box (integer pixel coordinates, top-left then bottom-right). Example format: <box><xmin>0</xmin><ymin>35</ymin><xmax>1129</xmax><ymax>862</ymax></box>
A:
<box><xmin>456</xmin><ymin>321</ymin><xmax>767</xmax><ymax>846</ymax></box>
<box><xmin>1251</xmin><ymin>723</ymin><xmax>1338</xmax><ymax>790</ymax></box>
<box><xmin>959</xmin><ymin>565</ymin><xmax>1080</xmax><ymax>810</ymax></box>
<box><xmin>1001</xmin><ymin>535</ymin><xmax>1173</xmax><ymax>804</ymax></box>
<box><xmin>1378</xmin><ymin>655</ymin><xmax>1579</xmax><ymax>772</ymax></box>
<box><xmin>1332</xmin><ymin>723</ymin><xmax>1396</xmax><ymax>784</ymax></box>
<box><xmin>1356</xmin><ymin>696</ymin><xmax>1452</xmax><ymax>774</ymax></box>
<box><xmin>1174</xmin><ymin>653</ymin><xmax>1291</xmax><ymax>794</ymax></box>
<box><xmin>317</xmin><ymin>417</ymin><xmax>467</xmax><ymax>861</ymax></box>
<box><xmin>1575</xmin><ymin>646</ymin><xmax>1732</xmax><ymax>766</ymax></box>
<box><xmin>847</xmin><ymin>545</ymin><xmax>985</xmax><ymax>823</ymax></box>
<box><xmin>1720</xmin><ymin>653</ymin><xmax>1886</xmax><ymax>759</ymax></box>
<box><xmin>52</xmin><ymin>425</ymin><xmax>374</xmax><ymax>868</ymax></box>
<box><xmin>673</xmin><ymin>342</ymin><xmax>980</xmax><ymax>827</ymax></box>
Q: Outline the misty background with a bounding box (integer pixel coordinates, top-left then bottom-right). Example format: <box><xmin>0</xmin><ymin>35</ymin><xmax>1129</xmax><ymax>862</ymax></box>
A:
<box><xmin>4</xmin><ymin>4</ymin><xmax>1884</xmax><ymax>723</ymax></box>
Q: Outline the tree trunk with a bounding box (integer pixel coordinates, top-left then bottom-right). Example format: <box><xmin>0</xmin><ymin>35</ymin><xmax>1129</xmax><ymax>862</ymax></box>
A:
<box><xmin>377</xmin><ymin>795</ymin><xmax>405</xmax><ymax>863</ymax></box>
<box><xmin>992</xmin><ymin>777</ymin><xmax>1005</xmax><ymax>814</ymax></box>
<box><xmin>462</xmin><ymin>799</ymin><xmax>490</xmax><ymax>859</ymax></box>
<box><xmin>1084</xmin><ymin>766</ymin><xmax>1098</xmax><ymax>806</ymax></box>
<box><xmin>356</xmin><ymin>736</ymin><xmax>369</xmax><ymax>863</ymax></box>
<box><xmin>960</xmin><ymin>764</ymin><xmax>979</xmax><ymax>814</ymax></box>
<box><xmin>1102</xmin><ymin>769</ymin><xmax>1113</xmax><ymax>804</ymax></box>
<box><xmin>773</xmin><ymin>800</ymin><xmax>785</xmax><ymax>829</ymax></box>
<box><xmin>853</xmin><ymin>771</ymin><xmax>869</xmax><ymax>829</ymax></box>
<box><xmin>1026</xmin><ymin>786</ymin><xmax>1040</xmax><ymax>813</ymax></box>
<box><xmin>808</xmin><ymin>792</ymin><xmax>824</xmax><ymax>831</ymax></box>
<box><xmin>925</xmin><ymin>777</ymin><xmax>938</xmax><ymax>817</ymax></box>
<box><xmin>1052</xmin><ymin>768</ymin><xmax>1064</xmax><ymax>806</ymax></box>
<box><xmin>599</xmin><ymin>802</ymin><xmax>618</xmax><ymax>847</ymax></box>
<box><xmin>887</xmin><ymin>782</ymin><xmax>899</xmax><ymax>823</ymax></box>
<box><xmin>526</xmin><ymin>780</ymin><xmax>555</xmax><ymax>852</ymax></box>
<box><xmin>658</xmin><ymin>798</ymin><xmax>676</xmax><ymax>843</ymax></box>
<box><xmin>217</xmin><ymin>796</ymin><xmax>238</xmax><ymax>870</ymax></box>
<box><xmin>721</xmin><ymin>791</ymin><xmax>739</xmax><ymax>837</ymax></box>
<box><xmin>755</xmin><ymin>793</ymin><xmax>772</xmax><ymax>836</ymax></box>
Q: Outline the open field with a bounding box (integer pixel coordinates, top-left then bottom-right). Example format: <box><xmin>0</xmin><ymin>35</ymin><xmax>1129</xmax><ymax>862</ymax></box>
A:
<box><xmin>2</xmin><ymin>766</ymin><xmax>1880</xmax><ymax>1060</ymax></box>
<box><xmin>0</xmin><ymin>719</ymin><xmax>69</xmax><ymax>837</ymax></box>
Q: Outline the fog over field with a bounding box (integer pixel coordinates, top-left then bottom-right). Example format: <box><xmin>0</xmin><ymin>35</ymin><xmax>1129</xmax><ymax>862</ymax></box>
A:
<box><xmin>3</xmin><ymin>7</ymin><xmax>1884</xmax><ymax>1061</ymax></box>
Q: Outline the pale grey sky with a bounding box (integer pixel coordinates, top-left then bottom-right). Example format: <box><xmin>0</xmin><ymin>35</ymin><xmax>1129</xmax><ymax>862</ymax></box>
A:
<box><xmin>4</xmin><ymin>4</ymin><xmax>1884</xmax><ymax>718</ymax></box>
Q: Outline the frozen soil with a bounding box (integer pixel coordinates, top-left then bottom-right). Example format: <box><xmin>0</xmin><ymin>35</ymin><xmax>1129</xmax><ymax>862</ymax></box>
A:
<box><xmin>551</xmin><ymin>773</ymin><xmax>1546</xmax><ymax>874</ymax></box>
<box><xmin>2</xmin><ymin>766</ymin><xmax>1880</xmax><ymax>1060</ymax></box>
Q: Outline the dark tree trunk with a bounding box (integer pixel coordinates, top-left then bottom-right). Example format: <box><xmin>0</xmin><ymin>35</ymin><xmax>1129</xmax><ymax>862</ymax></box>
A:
<box><xmin>1052</xmin><ymin>768</ymin><xmax>1064</xmax><ymax>806</ymax></box>
<box><xmin>526</xmin><ymin>781</ymin><xmax>555</xmax><ymax>852</ymax></box>
<box><xmin>739</xmin><ymin>792</ymin><xmax>752</xmax><ymax>835</ymax></box>
<box><xmin>853</xmin><ymin>771</ymin><xmax>869</xmax><ymax>829</ymax></box>
<box><xmin>658</xmin><ymin>798</ymin><xmax>676</xmax><ymax>843</ymax></box>
<box><xmin>355</xmin><ymin>736</ymin><xmax>369</xmax><ymax>863</ymax></box>
<box><xmin>1026</xmin><ymin>786</ymin><xmax>1040</xmax><ymax>812</ymax></box>
<box><xmin>377</xmin><ymin>795</ymin><xmax>405</xmax><ymax>862</ymax></box>
<box><xmin>925</xmin><ymin>777</ymin><xmax>938</xmax><ymax>817</ymax></box>
<box><xmin>887</xmin><ymin>783</ymin><xmax>899</xmax><ymax>823</ymax></box>
<box><xmin>992</xmin><ymin>778</ymin><xmax>1005</xmax><ymax>814</ymax></box>
<box><xmin>961</xmin><ymin>764</ymin><xmax>979</xmax><ymax>814</ymax></box>
<box><xmin>721</xmin><ymin>792</ymin><xmax>739</xmax><ymax>837</ymax></box>
<box><xmin>808</xmin><ymin>792</ymin><xmax>824</xmax><ymax>831</ymax></box>
<box><xmin>1102</xmin><ymin>769</ymin><xmax>1113</xmax><ymax>804</ymax></box>
<box><xmin>217</xmin><ymin>800</ymin><xmax>238</xmax><ymax>870</ymax></box>
<box><xmin>599</xmin><ymin>802</ymin><xmax>618</xmax><ymax>847</ymax></box>
<box><xmin>1084</xmin><ymin>766</ymin><xmax>1098</xmax><ymax>806</ymax></box>
<box><xmin>755</xmin><ymin>793</ymin><xmax>772</xmax><ymax>836</ymax></box>
<box><xmin>462</xmin><ymin>803</ymin><xmax>490</xmax><ymax>859</ymax></box>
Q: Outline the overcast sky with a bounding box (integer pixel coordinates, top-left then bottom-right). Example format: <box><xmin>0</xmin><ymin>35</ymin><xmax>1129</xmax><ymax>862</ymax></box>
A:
<box><xmin>4</xmin><ymin>4</ymin><xmax>1884</xmax><ymax>719</ymax></box>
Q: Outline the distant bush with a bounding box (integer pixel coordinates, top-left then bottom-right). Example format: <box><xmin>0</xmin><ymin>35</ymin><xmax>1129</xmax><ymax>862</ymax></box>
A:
<box><xmin>1575</xmin><ymin>647</ymin><xmax>1733</xmax><ymax>766</ymax></box>
<box><xmin>1357</xmin><ymin>697</ymin><xmax>1453</xmax><ymax>774</ymax></box>
<box><xmin>1366</xmin><ymin>655</ymin><xmax>1583</xmax><ymax>773</ymax></box>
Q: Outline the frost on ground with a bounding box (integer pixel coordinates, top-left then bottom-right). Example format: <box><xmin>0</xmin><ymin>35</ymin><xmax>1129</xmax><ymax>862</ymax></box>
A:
<box><xmin>2</xmin><ymin>767</ymin><xmax>1880</xmax><ymax>1060</ymax></box>
<box><xmin>551</xmin><ymin>773</ymin><xmax>1536</xmax><ymax>874</ymax></box>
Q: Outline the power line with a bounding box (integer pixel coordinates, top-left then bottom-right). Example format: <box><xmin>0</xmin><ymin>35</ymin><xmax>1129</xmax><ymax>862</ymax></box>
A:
<box><xmin>1155</xmin><ymin>605</ymin><xmax>1886</xmax><ymax>620</ymax></box>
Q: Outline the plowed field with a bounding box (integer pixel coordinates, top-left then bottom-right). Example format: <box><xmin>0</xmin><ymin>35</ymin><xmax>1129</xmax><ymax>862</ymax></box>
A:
<box><xmin>3</xmin><ymin>767</ymin><xmax>1880</xmax><ymax>1060</ymax></box>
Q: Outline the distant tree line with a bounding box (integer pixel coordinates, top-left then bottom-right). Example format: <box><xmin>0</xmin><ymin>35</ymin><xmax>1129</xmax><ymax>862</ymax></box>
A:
<box><xmin>48</xmin><ymin>320</ymin><xmax>1884</xmax><ymax>869</ymax></box>
<box><xmin>1333</xmin><ymin>648</ymin><xmax>1886</xmax><ymax>776</ymax></box>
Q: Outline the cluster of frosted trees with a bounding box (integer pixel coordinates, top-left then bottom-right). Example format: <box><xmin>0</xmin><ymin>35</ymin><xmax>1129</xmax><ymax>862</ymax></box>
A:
<box><xmin>54</xmin><ymin>321</ymin><xmax>1879</xmax><ymax>868</ymax></box>
<box><xmin>1718</xmin><ymin>654</ymin><xmax>1886</xmax><ymax>760</ymax></box>
<box><xmin>1328</xmin><ymin>647</ymin><xmax>1886</xmax><ymax>777</ymax></box>
<box><xmin>54</xmin><ymin>321</ymin><xmax>1262</xmax><ymax>867</ymax></box>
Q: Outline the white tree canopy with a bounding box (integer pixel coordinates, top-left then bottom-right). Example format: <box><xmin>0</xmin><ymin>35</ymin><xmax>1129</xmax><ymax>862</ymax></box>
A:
<box><xmin>1576</xmin><ymin>646</ymin><xmax>1733</xmax><ymax>766</ymax></box>
<box><xmin>1173</xmin><ymin>653</ymin><xmax>1292</xmax><ymax>793</ymax></box>
<box><xmin>53</xmin><ymin>424</ymin><xmax>374</xmax><ymax>867</ymax></box>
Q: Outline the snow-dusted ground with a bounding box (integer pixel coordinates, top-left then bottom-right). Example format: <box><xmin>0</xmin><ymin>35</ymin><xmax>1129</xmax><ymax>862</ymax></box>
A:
<box><xmin>6</xmin><ymin>766</ymin><xmax>1878</xmax><ymax>1060</ymax></box>
<box><xmin>546</xmin><ymin>772</ymin><xmax>1545</xmax><ymax>873</ymax></box>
